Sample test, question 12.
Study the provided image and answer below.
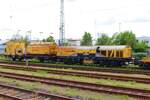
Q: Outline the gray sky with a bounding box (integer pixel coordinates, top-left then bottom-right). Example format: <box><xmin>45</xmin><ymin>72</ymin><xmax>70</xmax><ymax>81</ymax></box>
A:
<box><xmin>0</xmin><ymin>0</ymin><xmax>150</xmax><ymax>40</ymax></box>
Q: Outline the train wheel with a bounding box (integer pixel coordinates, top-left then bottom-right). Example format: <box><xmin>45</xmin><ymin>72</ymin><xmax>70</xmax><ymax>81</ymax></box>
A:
<box><xmin>39</xmin><ymin>58</ymin><xmax>44</xmax><ymax>62</ymax></box>
<box><xmin>18</xmin><ymin>57</ymin><xmax>23</xmax><ymax>61</ymax></box>
<box><xmin>143</xmin><ymin>63</ymin><xmax>150</xmax><ymax>69</ymax></box>
<box><xmin>12</xmin><ymin>57</ymin><xmax>16</xmax><ymax>61</ymax></box>
<box><xmin>83</xmin><ymin>57</ymin><xmax>93</xmax><ymax>64</ymax></box>
<box><xmin>63</xmin><ymin>58</ymin><xmax>71</xmax><ymax>64</ymax></box>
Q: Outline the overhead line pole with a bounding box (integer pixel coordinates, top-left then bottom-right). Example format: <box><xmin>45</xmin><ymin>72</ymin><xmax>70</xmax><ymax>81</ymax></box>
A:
<box><xmin>59</xmin><ymin>0</ymin><xmax>65</xmax><ymax>46</ymax></box>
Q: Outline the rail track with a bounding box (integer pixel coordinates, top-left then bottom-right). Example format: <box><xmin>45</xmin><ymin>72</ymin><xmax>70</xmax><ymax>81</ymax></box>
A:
<box><xmin>0</xmin><ymin>60</ymin><xmax>150</xmax><ymax>75</ymax></box>
<box><xmin>0</xmin><ymin>82</ymin><xmax>75</xmax><ymax>100</ymax></box>
<box><xmin>0</xmin><ymin>63</ymin><xmax>150</xmax><ymax>84</ymax></box>
<box><xmin>0</xmin><ymin>71</ymin><xmax>149</xmax><ymax>99</ymax></box>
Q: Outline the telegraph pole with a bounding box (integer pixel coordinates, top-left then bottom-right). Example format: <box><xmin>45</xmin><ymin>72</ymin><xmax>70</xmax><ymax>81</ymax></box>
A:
<box><xmin>119</xmin><ymin>22</ymin><xmax>121</xmax><ymax>33</ymax></box>
<box><xmin>59</xmin><ymin>0</ymin><xmax>65</xmax><ymax>45</ymax></box>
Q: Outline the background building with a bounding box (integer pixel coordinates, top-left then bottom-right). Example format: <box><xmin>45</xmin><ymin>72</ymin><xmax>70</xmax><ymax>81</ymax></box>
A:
<box><xmin>137</xmin><ymin>36</ymin><xmax>150</xmax><ymax>47</ymax></box>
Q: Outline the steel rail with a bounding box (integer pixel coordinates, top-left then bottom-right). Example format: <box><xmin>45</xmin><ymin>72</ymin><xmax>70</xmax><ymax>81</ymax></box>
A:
<box><xmin>0</xmin><ymin>60</ymin><xmax>150</xmax><ymax>75</ymax></box>
<box><xmin>0</xmin><ymin>63</ymin><xmax>150</xmax><ymax>84</ymax></box>
<box><xmin>0</xmin><ymin>81</ymin><xmax>75</xmax><ymax>100</ymax></box>
<box><xmin>0</xmin><ymin>71</ymin><xmax>149</xmax><ymax>99</ymax></box>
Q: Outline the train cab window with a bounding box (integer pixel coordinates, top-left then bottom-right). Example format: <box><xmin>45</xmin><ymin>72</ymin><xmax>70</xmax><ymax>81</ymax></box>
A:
<box><xmin>5</xmin><ymin>48</ymin><xmax>7</xmax><ymax>52</ymax></box>
<box><xmin>96</xmin><ymin>47</ymin><xmax>100</xmax><ymax>53</ymax></box>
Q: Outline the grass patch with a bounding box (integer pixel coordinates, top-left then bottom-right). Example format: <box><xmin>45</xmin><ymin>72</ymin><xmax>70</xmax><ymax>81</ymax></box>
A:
<box><xmin>0</xmin><ymin>55</ymin><xmax>6</xmax><ymax>60</ymax></box>
<box><xmin>0</xmin><ymin>77</ymin><xmax>135</xmax><ymax>100</ymax></box>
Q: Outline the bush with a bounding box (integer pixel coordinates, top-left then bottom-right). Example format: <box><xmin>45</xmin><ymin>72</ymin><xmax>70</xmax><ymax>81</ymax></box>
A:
<box><xmin>132</xmin><ymin>52</ymin><xmax>147</xmax><ymax>60</ymax></box>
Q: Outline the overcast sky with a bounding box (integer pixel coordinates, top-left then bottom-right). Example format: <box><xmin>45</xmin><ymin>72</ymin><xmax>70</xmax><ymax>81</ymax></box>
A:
<box><xmin>0</xmin><ymin>0</ymin><xmax>150</xmax><ymax>40</ymax></box>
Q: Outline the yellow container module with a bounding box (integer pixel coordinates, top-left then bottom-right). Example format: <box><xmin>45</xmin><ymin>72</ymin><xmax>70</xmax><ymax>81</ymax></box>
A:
<box><xmin>74</xmin><ymin>46</ymin><xmax>96</xmax><ymax>55</ymax></box>
<box><xmin>57</xmin><ymin>46</ymin><xmax>96</xmax><ymax>57</ymax></box>
<box><xmin>26</xmin><ymin>42</ymin><xmax>57</xmax><ymax>55</ymax></box>
<box><xmin>57</xmin><ymin>46</ymin><xmax>76</xmax><ymax>57</ymax></box>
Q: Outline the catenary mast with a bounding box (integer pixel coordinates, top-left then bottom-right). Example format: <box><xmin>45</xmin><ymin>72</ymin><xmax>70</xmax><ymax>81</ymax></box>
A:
<box><xmin>59</xmin><ymin>0</ymin><xmax>65</xmax><ymax>45</ymax></box>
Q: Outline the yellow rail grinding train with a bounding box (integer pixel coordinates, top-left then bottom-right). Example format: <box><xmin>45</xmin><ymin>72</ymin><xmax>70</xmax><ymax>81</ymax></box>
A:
<box><xmin>5</xmin><ymin>41</ymin><xmax>132</xmax><ymax>66</ymax></box>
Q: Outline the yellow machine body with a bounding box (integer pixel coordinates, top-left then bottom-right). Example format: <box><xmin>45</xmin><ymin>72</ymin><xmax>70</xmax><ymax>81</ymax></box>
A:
<box><xmin>5</xmin><ymin>41</ymin><xmax>25</xmax><ymax>56</ymax></box>
<box><xmin>5</xmin><ymin>41</ymin><xmax>57</xmax><ymax>57</ymax></box>
<box><xmin>97</xmin><ymin>46</ymin><xmax>131</xmax><ymax>58</ymax></box>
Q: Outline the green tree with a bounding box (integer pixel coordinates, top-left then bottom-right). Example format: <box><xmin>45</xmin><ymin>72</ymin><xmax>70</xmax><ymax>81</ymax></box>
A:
<box><xmin>11</xmin><ymin>34</ymin><xmax>22</xmax><ymax>41</ymax></box>
<box><xmin>62</xmin><ymin>42</ymin><xmax>70</xmax><ymax>46</ymax></box>
<box><xmin>113</xmin><ymin>31</ymin><xmax>136</xmax><ymax>48</ymax></box>
<box><xmin>42</xmin><ymin>39</ymin><xmax>46</xmax><ymax>42</ymax></box>
<box><xmin>43</xmin><ymin>36</ymin><xmax>55</xmax><ymax>43</ymax></box>
<box><xmin>81</xmin><ymin>32</ymin><xmax>92</xmax><ymax>46</ymax></box>
<box><xmin>10</xmin><ymin>34</ymin><xmax>30</xmax><ymax>50</ymax></box>
<box><xmin>134</xmin><ymin>40</ymin><xmax>149</xmax><ymax>52</ymax></box>
<box><xmin>11</xmin><ymin>34</ymin><xmax>29</xmax><ymax>44</ymax></box>
<box><xmin>96</xmin><ymin>33</ymin><xmax>112</xmax><ymax>45</ymax></box>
